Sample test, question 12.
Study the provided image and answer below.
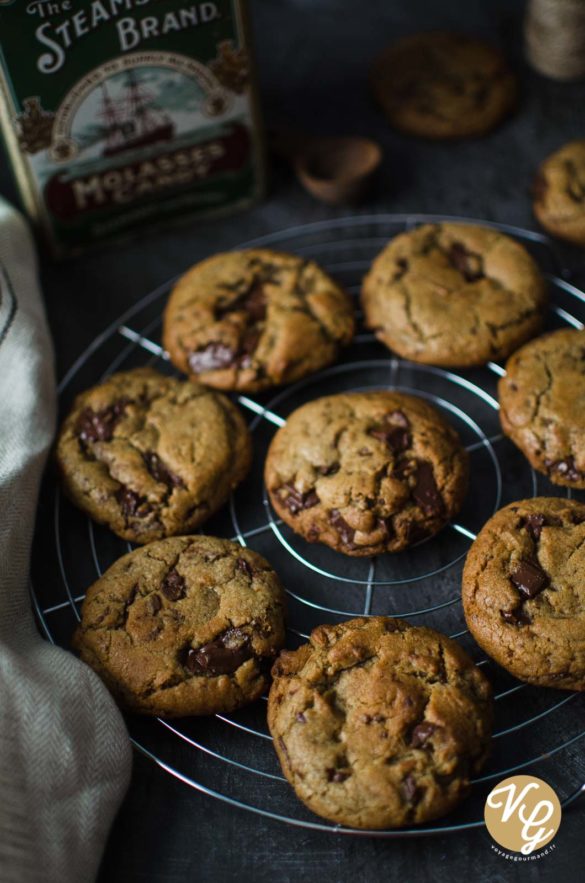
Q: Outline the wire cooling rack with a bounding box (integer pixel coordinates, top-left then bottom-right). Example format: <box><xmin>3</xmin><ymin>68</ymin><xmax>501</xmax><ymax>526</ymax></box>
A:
<box><xmin>31</xmin><ymin>214</ymin><xmax>585</xmax><ymax>836</ymax></box>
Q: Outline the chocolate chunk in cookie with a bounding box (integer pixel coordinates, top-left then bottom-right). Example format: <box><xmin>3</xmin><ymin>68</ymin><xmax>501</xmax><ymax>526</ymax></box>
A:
<box><xmin>163</xmin><ymin>249</ymin><xmax>355</xmax><ymax>393</ymax></box>
<box><xmin>264</xmin><ymin>391</ymin><xmax>468</xmax><ymax>556</ymax></box>
<box><xmin>361</xmin><ymin>223</ymin><xmax>547</xmax><ymax>368</ymax></box>
<box><xmin>268</xmin><ymin>617</ymin><xmax>492</xmax><ymax>828</ymax></box>
<box><xmin>462</xmin><ymin>497</ymin><xmax>585</xmax><ymax>690</ymax></box>
<box><xmin>56</xmin><ymin>367</ymin><xmax>252</xmax><ymax>543</ymax></box>
<box><xmin>499</xmin><ymin>329</ymin><xmax>585</xmax><ymax>489</ymax></box>
<box><xmin>73</xmin><ymin>536</ymin><xmax>286</xmax><ymax>716</ymax></box>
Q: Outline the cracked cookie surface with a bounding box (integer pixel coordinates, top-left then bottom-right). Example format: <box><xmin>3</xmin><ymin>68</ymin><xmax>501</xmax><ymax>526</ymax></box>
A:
<box><xmin>533</xmin><ymin>140</ymin><xmax>585</xmax><ymax>247</ymax></box>
<box><xmin>499</xmin><ymin>329</ymin><xmax>585</xmax><ymax>488</ymax></box>
<box><xmin>462</xmin><ymin>498</ymin><xmax>585</xmax><ymax>690</ymax></box>
<box><xmin>361</xmin><ymin>223</ymin><xmax>547</xmax><ymax>368</ymax></box>
<box><xmin>370</xmin><ymin>32</ymin><xmax>516</xmax><ymax>139</ymax></box>
<box><xmin>264</xmin><ymin>391</ymin><xmax>468</xmax><ymax>556</ymax></box>
<box><xmin>162</xmin><ymin>249</ymin><xmax>355</xmax><ymax>393</ymax></box>
<box><xmin>73</xmin><ymin>536</ymin><xmax>286</xmax><ymax>716</ymax></box>
<box><xmin>56</xmin><ymin>368</ymin><xmax>252</xmax><ymax>543</ymax></box>
<box><xmin>268</xmin><ymin>616</ymin><xmax>492</xmax><ymax>829</ymax></box>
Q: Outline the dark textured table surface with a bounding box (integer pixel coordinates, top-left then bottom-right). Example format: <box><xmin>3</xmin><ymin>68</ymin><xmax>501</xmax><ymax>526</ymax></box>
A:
<box><xmin>3</xmin><ymin>0</ymin><xmax>585</xmax><ymax>879</ymax></box>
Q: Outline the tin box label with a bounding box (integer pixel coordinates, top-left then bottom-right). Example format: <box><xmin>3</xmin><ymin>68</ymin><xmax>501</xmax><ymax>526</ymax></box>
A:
<box><xmin>0</xmin><ymin>0</ymin><xmax>264</xmax><ymax>255</ymax></box>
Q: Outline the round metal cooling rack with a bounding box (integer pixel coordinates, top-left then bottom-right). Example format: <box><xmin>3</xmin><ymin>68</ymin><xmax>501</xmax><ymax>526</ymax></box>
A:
<box><xmin>31</xmin><ymin>214</ymin><xmax>585</xmax><ymax>836</ymax></box>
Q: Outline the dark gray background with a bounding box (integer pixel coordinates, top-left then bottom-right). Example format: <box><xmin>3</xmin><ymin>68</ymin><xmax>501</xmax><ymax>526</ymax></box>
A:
<box><xmin>2</xmin><ymin>0</ymin><xmax>585</xmax><ymax>879</ymax></box>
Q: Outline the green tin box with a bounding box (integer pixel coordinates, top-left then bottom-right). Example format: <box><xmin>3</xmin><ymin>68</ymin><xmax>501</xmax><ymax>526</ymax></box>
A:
<box><xmin>0</xmin><ymin>0</ymin><xmax>265</xmax><ymax>256</ymax></box>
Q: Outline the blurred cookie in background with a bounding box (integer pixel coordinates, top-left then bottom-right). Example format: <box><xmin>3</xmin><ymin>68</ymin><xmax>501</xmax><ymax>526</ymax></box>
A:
<box><xmin>534</xmin><ymin>140</ymin><xmax>585</xmax><ymax>247</ymax></box>
<box><xmin>371</xmin><ymin>32</ymin><xmax>517</xmax><ymax>139</ymax></box>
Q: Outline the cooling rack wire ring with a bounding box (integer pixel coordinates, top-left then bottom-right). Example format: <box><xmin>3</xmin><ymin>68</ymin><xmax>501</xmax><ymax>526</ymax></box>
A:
<box><xmin>32</xmin><ymin>214</ymin><xmax>585</xmax><ymax>836</ymax></box>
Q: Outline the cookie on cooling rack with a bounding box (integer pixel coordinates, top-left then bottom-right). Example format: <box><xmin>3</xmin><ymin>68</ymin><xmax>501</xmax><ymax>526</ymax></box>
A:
<box><xmin>370</xmin><ymin>32</ymin><xmax>517</xmax><ymax>140</ymax></box>
<box><xmin>162</xmin><ymin>249</ymin><xmax>355</xmax><ymax>393</ymax></box>
<box><xmin>533</xmin><ymin>140</ymin><xmax>585</xmax><ymax>247</ymax></box>
<box><xmin>268</xmin><ymin>616</ymin><xmax>493</xmax><ymax>829</ymax></box>
<box><xmin>361</xmin><ymin>223</ymin><xmax>546</xmax><ymax>368</ymax></box>
<box><xmin>499</xmin><ymin>329</ymin><xmax>585</xmax><ymax>488</ymax></box>
<box><xmin>462</xmin><ymin>498</ymin><xmax>585</xmax><ymax>690</ymax></box>
<box><xmin>56</xmin><ymin>367</ymin><xmax>251</xmax><ymax>544</ymax></box>
<box><xmin>264</xmin><ymin>391</ymin><xmax>469</xmax><ymax>556</ymax></box>
<box><xmin>73</xmin><ymin>536</ymin><xmax>286</xmax><ymax>716</ymax></box>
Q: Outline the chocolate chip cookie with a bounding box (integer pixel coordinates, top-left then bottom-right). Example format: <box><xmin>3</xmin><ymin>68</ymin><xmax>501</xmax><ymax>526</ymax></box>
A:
<box><xmin>73</xmin><ymin>536</ymin><xmax>286</xmax><ymax>716</ymax></box>
<box><xmin>268</xmin><ymin>617</ymin><xmax>492</xmax><ymax>829</ymax></box>
<box><xmin>533</xmin><ymin>140</ymin><xmax>585</xmax><ymax>247</ymax></box>
<box><xmin>56</xmin><ymin>368</ymin><xmax>252</xmax><ymax>543</ymax></box>
<box><xmin>162</xmin><ymin>249</ymin><xmax>355</xmax><ymax>393</ymax></box>
<box><xmin>499</xmin><ymin>329</ymin><xmax>585</xmax><ymax>488</ymax></box>
<box><xmin>462</xmin><ymin>498</ymin><xmax>585</xmax><ymax>690</ymax></box>
<box><xmin>264</xmin><ymin>391</ymin><xmax>468</xmax><ymax>556</ymax></box>
<box><xmin>371</xmin><ymin>32</ymin><xmax>517</xmax><ymax>139</ymax></box>
<box><xmin>361</xmin><ymin>223</ymin><xmax>547</xmax><ymax>367</ymax></box>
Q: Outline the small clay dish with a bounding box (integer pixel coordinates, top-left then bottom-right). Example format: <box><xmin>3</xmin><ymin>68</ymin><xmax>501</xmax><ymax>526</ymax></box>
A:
<box><xmin>295</xmin><ymin>136</ymin><xmax>382</xmax><ymax>205</ymax></box>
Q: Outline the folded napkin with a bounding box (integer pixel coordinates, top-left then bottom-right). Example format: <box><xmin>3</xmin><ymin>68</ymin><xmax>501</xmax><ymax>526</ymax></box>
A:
<box><xmin>0</xmin><ymin>199</ymin><xmax>131</xmax><ymax>883</ymax></box>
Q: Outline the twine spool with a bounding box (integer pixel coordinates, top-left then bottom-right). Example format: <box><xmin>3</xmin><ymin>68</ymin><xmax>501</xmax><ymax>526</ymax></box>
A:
<box><xmin>525</xmin><ymin>0</ymin><xmax>585</xmax><ymax>81</ymax></box>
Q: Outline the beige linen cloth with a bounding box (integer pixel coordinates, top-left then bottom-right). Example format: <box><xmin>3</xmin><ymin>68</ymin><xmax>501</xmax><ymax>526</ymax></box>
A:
<box><xmin>0</xmin><ymin>199</ymin><xmax>131</xmax><ymax>882</ymax></box>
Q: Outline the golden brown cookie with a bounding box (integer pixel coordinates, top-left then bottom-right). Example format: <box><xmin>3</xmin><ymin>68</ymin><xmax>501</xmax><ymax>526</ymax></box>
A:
<box><xmin>499</xmin><ymin>329</ymin><xmax>585</xmax><ymax>488</ymax></box>
<box><xmin>73</xmin><ymin>536</ymin><xmax>286</xmax><ymax>716</ymax></box>
<box><xmin>56</xmin><ymin>368</ymin><xmax>251</xmax><ymax>543</ymax></box>
<box><xmin>462</xmin><ymin>498</ymin><xmax>585</xmax><ymax>690</ymax></box>
<box><xmin>361</xmin><ymin>223</ymin><xmax>547</xmax><ymax>367</ymax></box>
<box><xmin>533</xmin><ymin>140</ymin><xmax>585</xmax><ymax>246</ymax></box>
<box><xmin>162</xmin><ymin>249</ymin><xmax>355</xmax><ymax>393</ymax></box>
<box><xmin>268</xmin><ymin>617</ymin><xmax>493</xmax><ymax>829</ymax></box>
<box><xmin>371</xmin><ymin>32</ymin><xmax>517</xmax><ymax>139</ymax></box>
<box><xmin>264</xmin><ymin>391</ymin><xmax>468</xmax><ymax>556</ymax></box>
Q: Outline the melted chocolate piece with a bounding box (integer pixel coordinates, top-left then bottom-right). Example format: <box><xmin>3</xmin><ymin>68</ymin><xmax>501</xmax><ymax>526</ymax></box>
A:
<box><xmin>370</xmin><ymin>426</ymin><xmax>411</xmax><ymax>453</ymax></box>
<box><xmin>183</xmin><ymin>627</ymin><xmax>252</xmax><ymax>676</ymax></box>
<box><xmin>238</xmin><ymin>327</ymin><xmax>262</xmax><ymax>368</ymax></box>
<box><xmin>447</xmin><ymin>242</ymin><xmax>484</xmax><ymax>282</ymax></box>
<box><xmin>241</xmin><ymin>282</ymin><xmax>267</xmax><ymax>322</ymax></box>
<box><xmin>413</xmin><ymin>461</ymin><xmax>444</xmax><ymax>516</ymax></box>
<box><xmin>501</xmin><ymin>606</ymin><xmax>532</xmax><ymax>626</ymax></box>
<box><xmin>236</xmin><ymin>557</ymin><xmax>253</xmax><ymax>577</ymax></box>
<box><xmin>281</xmin><ymin>483</ymin><xmax>319</xmax><ymax>514</ymax></box>
<box><xmin>510</xmin><ymin>559</ymin><xmax>549</xmax><ymax>598</ymax></box>
<box><xmin>116</xmin><ymin>487</ymin><xmax>151</xmax><ymax>519</ymax></box>
<box><xmin>378</xmin><ymin>516</ymin><xmax>395</xmax><ymax>540</ymax></box>
<box><xmin>330</xmin><ymin>509</ymin><xmax>356</xmax><ymax>546</ymax></box>
<box><xmin>143</xmin><ymin>452</ymin><xmax>185</xmax><ymax>490</ymax></box>
<box><xmin>401</xmin><ymin>774</ymin><xmax>421</xmax><ymax>804</ymax></box>
<box><xmin>188</xmin><ymin>343</ymin><xmax>235</xmax><ymax>374</ymax></box>
<box><xmin>410</xmin><ymin>721</ymin><xmax>437</xmax><ymax>748</ymax></box>
<box><xmin>217</xmin><ymin>280</ymin><xmax>267</xmax><ymax>321</ymax></box>
<box><xmin>545</xmin><ymin>456</ymin><xmax>582</xmax><ymax>482</ymax></box>
<box><xmin>524</xmin><ymin>513</ymin><xmax>546</xmax><ymax>541</ymax></box>
<box><xmin>392</xmin><ymin>458</ymin><xmax>413</xmax><ymax>480</ymax></box>
<box><xmin>326</xmin><ymin>768</ymin><xmax>350</xmax><ymax>783</ymax></box>
<box><xmin>405</xmin><ymin>522</ymin><xmax>430</xmax><ymax>545</ymax></box>
<box><xmin>77</xmin><ymin>399</ymin><xmax>129</xmax><ymax>444</ymax></box>
<box><xmin>161</xmin><ymin>568</ymin><xmax>186</xmax><ymax>601</ymax></box>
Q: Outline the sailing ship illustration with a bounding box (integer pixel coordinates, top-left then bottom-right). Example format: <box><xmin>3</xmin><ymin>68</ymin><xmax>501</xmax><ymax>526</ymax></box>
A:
<box><xmin>98</xmin><ymin>70</ymin><xmax>175</xmax><ymax>157</ymax></box>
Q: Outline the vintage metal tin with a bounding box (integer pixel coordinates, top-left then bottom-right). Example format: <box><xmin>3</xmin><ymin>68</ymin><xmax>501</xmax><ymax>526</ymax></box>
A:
<box><xmin>0</xmin><ymin>0</ymin><xmax>265</xmax><ymax>256</ymax></box>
